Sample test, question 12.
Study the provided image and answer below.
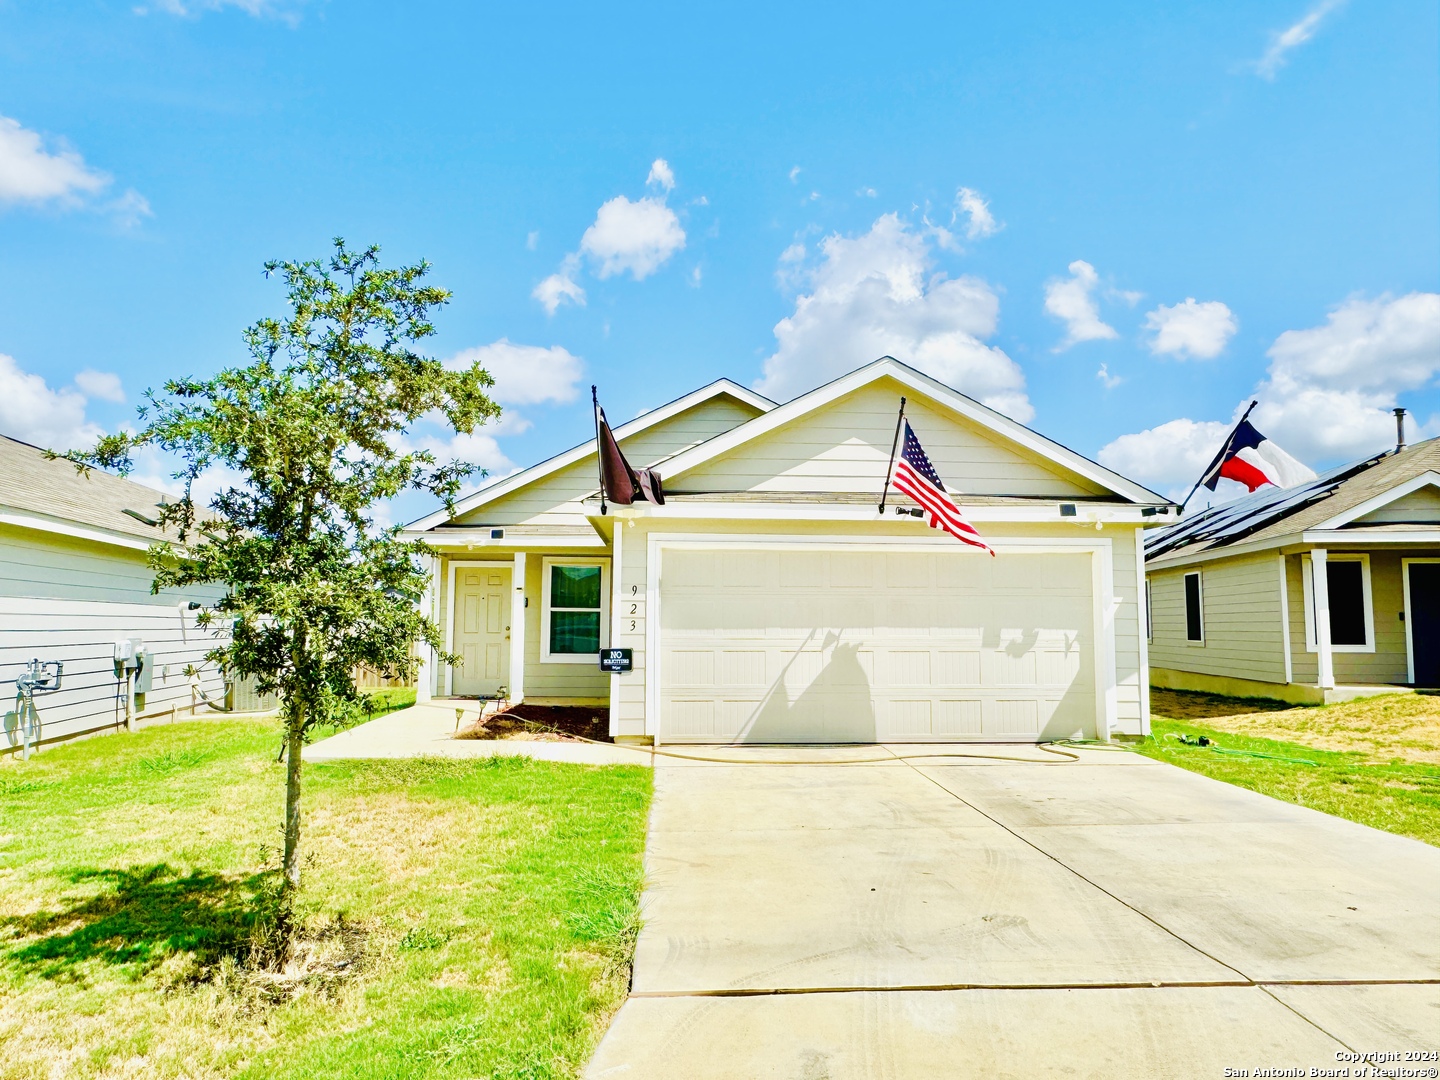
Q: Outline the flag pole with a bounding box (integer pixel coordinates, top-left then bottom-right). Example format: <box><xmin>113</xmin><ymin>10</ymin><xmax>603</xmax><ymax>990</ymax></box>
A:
<box><xmin>591</xmin><ymin>385</ymin><xmax>607</xmax><ymax>517</ymax></box>
<box><xmin>878</xmin><ymin>396</ymin><xmax>907</xmax><ymax>515</ymax></box>
<box><xmin>1179</xmin><ymin>399</ymin><xmax>1258</xmax><ymax>513</ymax></box>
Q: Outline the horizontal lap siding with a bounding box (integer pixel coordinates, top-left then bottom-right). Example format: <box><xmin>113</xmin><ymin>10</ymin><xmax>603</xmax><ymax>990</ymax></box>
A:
<box><xmin>1149</xmin><ymin>555</ymin><xmax>1286</xmax><ymax>683</ymax></box>
<box><xmin>454</xmin><ymin>397</ymin><xmax>763</xmax><ymax>528</ymax></box>
<box><xmin>671</xmin><ymin>381</ymin><xmax>1108</xmax><ymax>497</ymax></box>
<box><xmin>2</xmin><ymin>596</ymin><xmax>230</xmax><ymax>749</ymax></box>
<box><xmin>1</xmin><ymin>527</ymin><xmax>221</xmax><ymax>607</ymax></box>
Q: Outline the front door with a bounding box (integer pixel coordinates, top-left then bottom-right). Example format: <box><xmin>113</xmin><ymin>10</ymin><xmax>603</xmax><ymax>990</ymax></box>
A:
<box><xmin>1408</xmin><ymin>562</ymin><xmax>1440</xmax><ymax>687</ymax></box>
<box><xmin>453</xmin><ymin>567</ymin><xmax>511</xmax><ymax>696</ymax></box>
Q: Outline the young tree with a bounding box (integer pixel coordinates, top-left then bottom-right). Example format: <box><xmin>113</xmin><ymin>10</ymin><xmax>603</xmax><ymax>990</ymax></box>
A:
<box><xmin>79</xmin><ymin>239</ymin><xmax>499</xmax><ymax>933</ymax></box>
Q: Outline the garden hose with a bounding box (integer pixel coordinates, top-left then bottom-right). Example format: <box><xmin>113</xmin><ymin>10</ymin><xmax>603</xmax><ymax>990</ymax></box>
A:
<box><xmin>480</xmin><ymin>713</ymin><xmax>1084</xmax><ymax>766</ymax></box>
<box><xmin>1162</xmin><ymin>732</ymin><xmax>1319</xmax><ymax>767</ymax></box>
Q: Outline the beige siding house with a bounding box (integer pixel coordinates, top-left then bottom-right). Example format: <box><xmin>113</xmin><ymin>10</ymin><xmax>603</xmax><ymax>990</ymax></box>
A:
<box><xmin>404</xmin><ymin>358</ymin><xmax>1173</xmax><ymax>744</ymax></box>
<box><xmin>1146</xmin><ymin>437</ymin><xmax>1440</xmax><ymax>704</ymax></box>
<box><xmin>1</xmin><ymin>435</ymin><xmax>229</xmax><ymax>752</ymax></box>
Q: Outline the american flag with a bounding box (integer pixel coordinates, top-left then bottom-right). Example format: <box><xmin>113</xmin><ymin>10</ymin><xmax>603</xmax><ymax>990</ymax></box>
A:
<box><xmin>890</xmin><ymin>420</ymin><xmax>994</xmax><ymax>554</ymax></box>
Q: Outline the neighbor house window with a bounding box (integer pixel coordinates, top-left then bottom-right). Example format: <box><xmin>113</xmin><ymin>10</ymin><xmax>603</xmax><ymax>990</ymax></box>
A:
<box><xmin>541</xmin><ymin>558</ymin><xmax>609</xmax><ymax>662</ymax></box>
<box><xmin>1303</xmin><ymin>554</ymin><xmax>1374</xmax><ymax>653</ymax></box>
<box><xmin>1184</xmin><ymin>572</ymin><xmax>1203</xmax><ymax>643</ymax></box>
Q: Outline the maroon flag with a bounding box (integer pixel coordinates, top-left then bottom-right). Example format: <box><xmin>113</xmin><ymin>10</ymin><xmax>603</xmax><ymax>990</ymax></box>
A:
<box><xmin>593</xmin><ymin>387</ymin><xmax>665</xmax><ymax>510</ymax></box>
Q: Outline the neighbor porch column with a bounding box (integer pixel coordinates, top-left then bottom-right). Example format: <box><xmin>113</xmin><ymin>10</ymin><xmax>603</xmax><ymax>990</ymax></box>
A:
<box><xmin>509</xmin><ymin>552</ymin><xmax>526</xmax><ymax>703</ymax></box>
<box><xmin>1312</xmin><ymin>547</ymin><xmax>1335</xmax><ymax>689</ymax></box>
<box><xmin>415</xmin><ymin>553</ymin><xmax>437</xmax><ymax>704</ymax></box>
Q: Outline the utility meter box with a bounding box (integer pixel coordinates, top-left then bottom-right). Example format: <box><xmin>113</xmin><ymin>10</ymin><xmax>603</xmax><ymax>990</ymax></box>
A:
<box><xmin>113</xmin><ymin>638</ymin><xmax>145</xmax><ymax>679</ymax></box>
<box><xmin>133</xmin><ymin>648</ymin><xmax>154</xmax><ymax>695</ymax></box>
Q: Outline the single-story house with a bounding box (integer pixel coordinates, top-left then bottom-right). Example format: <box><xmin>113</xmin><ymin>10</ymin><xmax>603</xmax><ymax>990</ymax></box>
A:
<box><xmin>1</xmin><ymin>434</ymin><xmax>230</xmax><ymax>753</ymax></box>
<box><xmin>1145</xmin><ymin>435</ymin><xmax>1440</xmax><ymax>704</ymax></box>
<box><xmin>402</xmin><ymin>357</ymin><xmax>1175</xmax><ymax>744</ymax></box>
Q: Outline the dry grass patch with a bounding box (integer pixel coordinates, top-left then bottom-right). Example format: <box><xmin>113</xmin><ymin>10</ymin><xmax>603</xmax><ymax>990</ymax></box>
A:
<box><xmin>1151</xmin><ymin>687</ymin><xmax>1440</xmax><ymax>764</ymax></box>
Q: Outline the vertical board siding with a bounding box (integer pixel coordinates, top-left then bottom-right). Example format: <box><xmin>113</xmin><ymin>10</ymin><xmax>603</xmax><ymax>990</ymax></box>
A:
<box><xmin>1148</xmin><ymin>555</ymin><xmax>1287</xmax><ymax>683</ymax></box>
<box><xmin>2</xmin><ymin>596</ymin><xmax>231</xmax><ymax>750</ymax></box>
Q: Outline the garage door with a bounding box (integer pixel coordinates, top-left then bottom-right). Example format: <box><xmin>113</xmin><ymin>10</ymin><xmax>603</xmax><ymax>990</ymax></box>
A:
<box><xmin>657</xmin><ymin>547</ymin><xmax>1097</xmax><ymax>743</ymax></box>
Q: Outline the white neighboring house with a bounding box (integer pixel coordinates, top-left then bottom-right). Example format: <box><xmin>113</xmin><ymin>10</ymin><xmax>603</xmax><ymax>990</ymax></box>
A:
<box><xmin>1</xmin><ymin>434</ymin><xmax>231</xmax><ymax>754</ymax></box>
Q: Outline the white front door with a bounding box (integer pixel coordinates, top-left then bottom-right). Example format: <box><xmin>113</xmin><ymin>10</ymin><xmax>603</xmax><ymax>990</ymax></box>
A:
<box><xmin>657</xmin><ymin>547</ymin><xmax>1096</xmax><ymax>744</ymax></box>
<box><xmin>452</xmin><ymin>567</ymin><xmax>512</xmax><ymax>696</ymax></box>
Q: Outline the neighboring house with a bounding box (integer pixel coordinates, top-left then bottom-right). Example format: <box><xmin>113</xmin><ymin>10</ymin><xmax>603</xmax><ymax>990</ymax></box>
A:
<box><xmin>403</xmin><ymin>357</ymin><xmax>1174</xmax><ymax>744</ymax></box>
<box><xmin>1145</xmin><ymin>436</ymin><xmax>1440</xmax><ymax>704</ymax></box>
<box><xmin>1</xmin><ymin>435</ymin><xmax>229</xmax><ymax>752</ymax></box>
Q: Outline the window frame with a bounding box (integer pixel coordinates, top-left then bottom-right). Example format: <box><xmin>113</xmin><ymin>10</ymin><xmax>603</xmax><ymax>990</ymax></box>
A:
<box><xmin>1183</xmin><ymin>571</ymin><xmax>1204</xmax><ymax>644</ymax></box>
<box><xmin>1302</xmin><ymin>553</ymin><xmax>1375</xmax><ymax>654</ymax></box>
<box><xmin>540</xmin><ymin>556</ymin><xmax>610</xmax><ymax>664</ymax></box>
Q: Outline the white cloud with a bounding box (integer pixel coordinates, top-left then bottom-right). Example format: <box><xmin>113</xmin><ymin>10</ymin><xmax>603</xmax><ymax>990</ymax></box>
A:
<box><xmin>0</xmin><ymin>115</ymin><xmax>109</xmax><ymax>206</ymax></box>
<box><xmin>1256</xmin><ymin>0</ymin><xmax>1344</xmax><ymax>80</ymax></box>
<box><xmin>1098</xmin><ymin>292</ymin><xmax>1440</xmax><ymax>496</ymax></box>
<box><xmin>532</xmin><ymin>254</ymin><xmax>585</xmax><ymax>315</ymax></box>
<box><xmin>579</xmin><ymin>194</ymin><xmax>686</xmax><ymax>280</ymax></box>
<box><xmin>646</xmin><ymin>158</ymin><xmax>675</xmax><ymax>192</ymax></box>
<box><xmin>535</xmin><ymin>163</ymin><xmax>687</xmax><ymax>312</ymax></box>
<box><xmin>135</xmin><ymin>0</ymin><xmax>305</xmax><ymax>20</ymax></box>
<box><xmin>0</xmin><ymin>353</ymin><xmax>104</xmax><ymax>452</ymax></box>
<box><xmin>526</xmin><ymin>230</ymin><xmax>539</xmax><ymax>251</ymax></box>
<box><xmin>74</xmin><ymin>369</ymin><xmax>126</xmax><ymax>403</ymax></box>
<box><xmin>1252</xmin><ymin>292</ymin><xmax>1440</xmax><ymax>461</ymax></box>
<box><xmin>857</xmin><ymin>186</ymin><xmax>877</xmax><ymax>198</ymax></box>
<box><xmin>755</xmin><ymin>213</ymin><xmax>1032</xmax><ymax>420</ymax></box>
<box><xmin>1044</xmin><ymin>260</ymin><xmax>1117</xmax><ymax>350</ymax></box>
<box><xmin>690</xmin><ymin>265</ymin><xmax>702</xmax><ymax>288</ymax></box>
<box><xmin>1096</xmin><ymin>364</ymin><xmax>1123</xmax><ymax>390</ymax></box>
<box><xmin>954</xmin><ymin>187</ymin><xmax>1000</xmax><ymax>240</ymax></box>
<box><xmin>1144</xmin><ymin>298</ymin><xmax>1238</xmax><ymax>360</ymax></box>
<box><xmin>444</xmin><ymin>339</ymin><xmax>584</xmax><ymax>407</ymax></box>
<box><xmin>1098</xmin><ymin>418</ymin><xmax>1232</xmax><ymax>499</ymax></box>
<box><xmin>788</xmin><ymin>166</ymin><xmax>802</xmax><ymax>183</ymax></box>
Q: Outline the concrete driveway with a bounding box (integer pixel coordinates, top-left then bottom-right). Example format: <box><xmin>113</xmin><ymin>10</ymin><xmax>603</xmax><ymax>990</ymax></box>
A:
<box><xmin>586</xmin><ymin>745</ymin><xmax>1440</xmax><ymax>1079</ymax></box>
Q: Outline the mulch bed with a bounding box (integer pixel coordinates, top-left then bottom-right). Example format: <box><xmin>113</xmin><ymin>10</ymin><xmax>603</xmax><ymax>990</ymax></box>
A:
<box><xmin>454</xmin><ymin>704</ymin><xmax>612</xmax><ymax>743</ymax></box>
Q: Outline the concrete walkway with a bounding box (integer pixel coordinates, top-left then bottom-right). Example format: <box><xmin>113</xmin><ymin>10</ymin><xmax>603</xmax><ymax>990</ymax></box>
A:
<box><xmin>587</xmin><ymin>746</ymin><xmax>1440</xmax><ymax>1079</ymax></box>
<box><xmin>303</xmin><ymin>702</ymin><xmax>645</xmax><ymax>766</ymax></box>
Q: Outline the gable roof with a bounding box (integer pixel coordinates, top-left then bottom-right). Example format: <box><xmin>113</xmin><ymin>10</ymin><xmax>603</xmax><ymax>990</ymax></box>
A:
<box><xmin>656</xmin><ymin>357</ymin><xmax>1168</xmax><ymax>505</ymax></box>
<box><xmin>405</xmin><ymin>378</ymin><xmax>775</xmax><ymax>531</ymax></box>
<box><xmin>1145</xmin><ymin>436</ymin><xmax>1440</xmax><ymax>562</ymax></box>
<box><xmin>0</xmin><ymin>434</ymin><xmax>181</xmax><ymax>551</ymax></box>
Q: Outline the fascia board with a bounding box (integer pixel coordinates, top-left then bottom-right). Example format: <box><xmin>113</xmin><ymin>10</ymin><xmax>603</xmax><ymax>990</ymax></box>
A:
<box><xmin>598</xmin><ymin>500</ymin><xmax>1162</xmax><ymax>524</ymax></box>
<box><xmin>657</xmin><ymin>358</ymin><xmax>1168</xmax><ymax>506</ymax></box>
<box><xmin>1144</xmin><ymin>531</ymin><xmax>1300</xmax><ymax>570</ymax></box>
<box><xmin>399</xmin><ymin>529</ymin><xmax>607</xmax><ymax>549</ymax></box>
<box><xmin>0</xmin><ymin>505</ymin><xmax>156</xmax><ymax>553</ymax></box>
<box><xmin>405</xmin><ymin>381</ymin><xmax>777</xmax><ymax>532</ymax></box>
<box><xmin>1302</xmin><ymin>528</ymin><xmax>1440</xmax><ymax>545</ymax></box>
<box><xmin>1311</xmin><ymin>471</ymin><xmax>1440</xmax><ymax>530</ymax></box>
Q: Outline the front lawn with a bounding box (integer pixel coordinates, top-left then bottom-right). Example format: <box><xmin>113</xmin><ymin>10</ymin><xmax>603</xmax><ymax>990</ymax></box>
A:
<box><xmin>1143</xmin><ymin>690</ymin><xmax>1440</xmax><ymax>847</ymax></box>
<box><xmin>0</xmin><ymin>715</ymin><xmax>651</xmax><ymax>1079</ymax></box>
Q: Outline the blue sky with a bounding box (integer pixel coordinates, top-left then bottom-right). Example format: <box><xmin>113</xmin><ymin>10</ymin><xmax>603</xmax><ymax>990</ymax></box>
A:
<box><xmin>0</xmin><ymin>0</ymin><xmax>1436</xmax><ymax>518</ymax></box>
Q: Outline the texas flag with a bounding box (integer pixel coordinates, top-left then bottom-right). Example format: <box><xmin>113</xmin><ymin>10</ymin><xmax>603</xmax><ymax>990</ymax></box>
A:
<box><xmin>1202</xmin><ymin>419</ymin><xmax>1316</xmax><ymax>493</ymax></box>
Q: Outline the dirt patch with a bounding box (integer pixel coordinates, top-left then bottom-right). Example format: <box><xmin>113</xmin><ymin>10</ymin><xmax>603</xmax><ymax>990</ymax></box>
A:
<box><xmin>454</xmin><ymin>705</ymin><xmax>611</xmax><ymax>744</ymax></box>
<box><xmin>1152</xmin><ymin>687</ymin><xmax>1440</xmax><ymax>765</ymax></box>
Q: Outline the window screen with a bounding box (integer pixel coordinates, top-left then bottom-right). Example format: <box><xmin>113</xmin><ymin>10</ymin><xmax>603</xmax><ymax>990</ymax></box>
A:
<box><xmin>1184</xmin><ymin>573</ymin><xmax>1203</xmax><ymax>641</ymax></box>
<box><xmin>549</xmin><ymin>564</ymin><xmax>602</xmax><ymax>654</ymax></box>
<box><xmin>1327</xmin><ymin>560</ymin><xmax>1367</xmax><ymax>647</ymax></box>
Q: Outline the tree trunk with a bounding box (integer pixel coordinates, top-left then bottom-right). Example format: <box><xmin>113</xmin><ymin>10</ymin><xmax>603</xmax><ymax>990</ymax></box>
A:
<box><xmin>281</xmin><ymin>715</ymin><xmax>304</xmax><ymax>898</ymax></box>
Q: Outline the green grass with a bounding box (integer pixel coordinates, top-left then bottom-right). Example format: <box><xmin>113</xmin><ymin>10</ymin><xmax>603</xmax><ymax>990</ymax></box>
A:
<box><xmin>1138</xmin><ymin>716</ymin><xmax>1440</xmax><ymax>847</ymax></box>
<box><xmin>0</xmin><ymin>716</ymin><xmax>651</xmax><ymax>1079</ymax></box>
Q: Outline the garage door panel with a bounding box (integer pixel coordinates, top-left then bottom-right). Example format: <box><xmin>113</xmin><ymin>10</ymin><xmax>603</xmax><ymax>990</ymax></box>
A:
<box><xmin>659</xmin><ymin>548</ymin><xmax>1097</xmax><ymax>743</ymax></box>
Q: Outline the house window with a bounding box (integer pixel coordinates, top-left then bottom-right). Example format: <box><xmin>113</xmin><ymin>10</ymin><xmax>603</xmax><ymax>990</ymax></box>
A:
<box><xmin>1184</xmin><ymin>572</ymin><xmax>1203</xmax><ymax>642</ymax></box>
<box><xmin>1302</xmin><ymin>554</ymin><xmax>1374</xmax><ymax>652</ymax></box>
<box><xmin>541</xmin><ymin>558</ymin><xmax>609</xmax><ymax>663</ymax></box>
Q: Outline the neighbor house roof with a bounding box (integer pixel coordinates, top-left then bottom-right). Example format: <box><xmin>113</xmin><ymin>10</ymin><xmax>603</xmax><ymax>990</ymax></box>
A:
<box><xmin>1146</xmin><ymin>436</ymin><xmax>1440</xmax><ymax>563</ymax></box>
<box><xmin>0</xmin><ymin>434</ymin><xmax>181</xmax><ymax>552</ymax></box>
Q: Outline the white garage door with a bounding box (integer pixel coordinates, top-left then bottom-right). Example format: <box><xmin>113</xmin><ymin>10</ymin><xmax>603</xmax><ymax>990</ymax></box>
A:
<box><xmin>657</xmin><ymin>547</ymin><xmax>1097</xmax><ymax>743</ymax></box>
